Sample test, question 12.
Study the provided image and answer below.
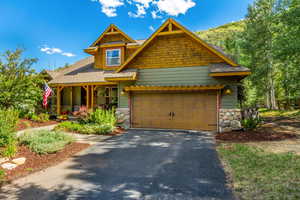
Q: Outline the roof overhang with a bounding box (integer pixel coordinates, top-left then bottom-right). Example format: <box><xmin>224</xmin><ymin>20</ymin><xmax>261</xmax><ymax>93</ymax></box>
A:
<box><xmin>104</xmin><ymin>76</ymin><xmax>137</xmax><ymax>82</ymax></box>
<box><xmin>49</xmin><ymin>82</ymin><xmax>117</xmax><ymax>87</ymax></box>
<box><xmin>210</xmin><ymin>71</ymin><xmax>251</xmax><ymax>77</ymax></box>
<box><xmin>124</xmin><ymin>85</ymin><xmax>224</xmax><ymax>92</ymax></box>
<box><xmin>84</xmin><ymin>47</ymin><xmax>98</xmax><ymax>55</ymax></box>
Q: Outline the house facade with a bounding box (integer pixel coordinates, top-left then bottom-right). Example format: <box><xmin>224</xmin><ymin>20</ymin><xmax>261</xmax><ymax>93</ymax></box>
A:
<box><xmin>47</xmin><ymin>18</ymin><xmax>251</xmax><ymax>132</ymax></box>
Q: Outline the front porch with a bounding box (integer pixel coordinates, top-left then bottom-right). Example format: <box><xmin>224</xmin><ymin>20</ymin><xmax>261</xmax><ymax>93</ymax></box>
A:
<box><xmin>53</xmin><ymin>84</ymin><xmax>118</xmax><ymax>115</ymax></box>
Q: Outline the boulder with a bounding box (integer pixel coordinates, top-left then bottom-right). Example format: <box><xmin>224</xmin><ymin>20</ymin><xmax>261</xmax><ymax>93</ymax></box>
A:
<box><xmin>12</xmin><ymin>157</ymin><xmax>26</xmax><ymax>165</ymax></box>
<box><xmin>1</xmin><ymin>162</ymin><xmax>17</xmax><ymax>170</ymax></box>
<box><xmin>0</xmin><ymin>158</ymin><xmax>9</xmax><ymax>164</ymax></box>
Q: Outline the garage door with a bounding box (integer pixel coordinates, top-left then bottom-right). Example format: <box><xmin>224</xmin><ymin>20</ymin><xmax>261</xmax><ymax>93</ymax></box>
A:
<box><xmin>131</xmin><ymin>91</ymin><xmax>218</xmax><ymax>131</ymax></box>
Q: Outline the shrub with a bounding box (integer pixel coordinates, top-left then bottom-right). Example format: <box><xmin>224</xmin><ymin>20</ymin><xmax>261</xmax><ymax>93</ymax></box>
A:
<box><xmin>55</xmin><ymin>121</ymin><xmax>114</xmax><ymax>135</ymax></box>
<box><xmin>19</xmin><ymin>130</ymin><xmax>74</xmax><ymax>154</ymax></box>
<box><xmin>242</xmin><ymin>117</ymin><xmax>262</xmax><ymax>131</ymax></box>
<box><xmin>31</xmin><ymin>113</ymin><xmax>50</xmax><ymax>123</ymax></box>
<box><xmin>0</xmin><ymin>169</ymin><xmax>5</xmax><ymax>182</ymax></box>
<box><xmin>55</xmin><ymin>121</ymin><xmax>82</xmax><ymax>132</ymax></box>
<box><xmin>88</xmin><ymin>109</ymin><xmax>117</xmax><ymax>127</ymax></box>
<box><xmin>2</xmin><ymin>138</ymin><xmax>17</xmax><ymax>157</ymax></box>
<box><xmin>0</xmin><ymin>109</ymin><xmax>19</xmax><ymax>157</ymax></box>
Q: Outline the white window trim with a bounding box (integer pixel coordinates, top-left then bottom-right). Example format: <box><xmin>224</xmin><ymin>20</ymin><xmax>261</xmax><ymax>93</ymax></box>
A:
<box><xmin>106</xmin><ymin>48</ymin><xmax>121</xmax><ymax>66</ymax></box>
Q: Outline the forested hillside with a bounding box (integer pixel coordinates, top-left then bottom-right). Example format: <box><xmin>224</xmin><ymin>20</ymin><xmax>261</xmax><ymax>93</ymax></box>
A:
<box><xmin>196</xmin><ymin>21</ymin><xmax>245</xmax><ymax>50</ymax></box>
<box><xmin>196</xmin><ymin>0</ymin><xmax>300</xmax><ymax>110</ymax></box>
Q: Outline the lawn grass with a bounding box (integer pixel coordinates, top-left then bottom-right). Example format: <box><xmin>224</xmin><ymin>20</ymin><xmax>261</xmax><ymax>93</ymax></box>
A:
<box><xmin>259</xmin><ymin>108</ymin><xmax>300</xmax><ymax>119</ymax></box>
<box><xmin>19</xmin><ymin>130</ymin><xmax>74</xmax><ymax>154</ymax></box>
<box><xmin>217</xmin><ymin>144</ymin><xmax>300</xmax><ymax>200</ymax></box>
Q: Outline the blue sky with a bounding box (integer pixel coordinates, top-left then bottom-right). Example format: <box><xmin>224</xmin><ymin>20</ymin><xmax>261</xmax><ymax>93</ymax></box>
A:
<box><xmin>0</xmin><ymin>0</ymin><xmax>254</xmax><ymax>72</ymax></box>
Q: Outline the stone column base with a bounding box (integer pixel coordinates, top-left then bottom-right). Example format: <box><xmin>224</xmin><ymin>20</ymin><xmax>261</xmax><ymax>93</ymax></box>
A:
<box><xmin>116</xmin><ymin>108</ymin><xmax>130</xmax><ymax>129</ymax></box>
<box><xmin>219</xmin><ymin>109</ymin><xmax>242</xmax><ymax>133</ymax></box>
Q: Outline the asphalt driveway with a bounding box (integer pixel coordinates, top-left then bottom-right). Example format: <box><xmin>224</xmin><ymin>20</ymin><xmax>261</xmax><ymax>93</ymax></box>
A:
<box><xmin>1</xmin><ymin>130</ymin><xmax>234</xmax><ymax>200</ymax></box>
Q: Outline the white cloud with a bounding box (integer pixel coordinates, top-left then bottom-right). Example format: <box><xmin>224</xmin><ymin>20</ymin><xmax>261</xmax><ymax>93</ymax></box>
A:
<box><xmin>149</xmin><ymin>25</ymin><xmax>155</xmax><ymax>31</ymax></box>
<box><xmin>91</xmin><ymin>0</ymin><xmax>196</xmax><ymax>18</ymax></box>
<box><xmin>154</xmin><ymin>0</ymin><xmax>196</xmax><ymax>16</ymax></box>
<box><xmin>40</xmin><ymin>47</ymin><xmax>62</xmax><ymax>55</ymax></box>
<box><xmin>151</xmin><ymin>10</ymin><xmax>161</xmax><ymax>19</ymax></box>
<box><xmin>61</xmin><ymin>52</ymin><xmax>76</xmax><ymax>57</ymax></box>
<box><xmin>128</xmin><ymin>4</ymin><xmax>147</xmax><ymax>18</ymax></box>
<box><xmin>40</xmin><ymin>46</ymin><xmax>76</xmax><ymax>57</ymax></box>
<box><xmin>92</xmin><ymin>0</ymin><xmax>124</xmax><ymax>17</ymax></box>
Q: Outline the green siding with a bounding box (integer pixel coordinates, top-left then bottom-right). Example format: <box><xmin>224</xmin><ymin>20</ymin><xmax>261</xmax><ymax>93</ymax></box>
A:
<box><xmin>73</xmin><ymin>87</ymin><xmax>81</xmax><ymax>106</ymax></box>
<box><xmin>118</xmin><ymin>82</ymin><xmax>133</xmax><ymax>108</ymax></box>
<box><xmin>221</xmin><ymin>85</ymin><xmax>238</xmax><ymax>109</ymax></box>
<box><xmin>62</xmin><ymin>87</ymin><xmax>71</xmax><ymax>105</ymax></box>
<box><xmin>118</xmin><ymin>66</ymin><xmax>239</xmax><ymax>109</ymax></box>
<box><xmin>136</xmin><ymin>66</ymin><xmax>224</xmax><ymax>86</ymax></box>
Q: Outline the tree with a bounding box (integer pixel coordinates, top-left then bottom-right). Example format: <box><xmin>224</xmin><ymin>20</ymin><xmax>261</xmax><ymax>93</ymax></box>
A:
<box><xmin>243</xmin><ymin>0</ymin><xmax>280</xmax><ymax>109</ymax></box>
<box><xmin>0</xmin><ymin>49</ymin><xmax>44</xmax><ymax>114</ymax></box>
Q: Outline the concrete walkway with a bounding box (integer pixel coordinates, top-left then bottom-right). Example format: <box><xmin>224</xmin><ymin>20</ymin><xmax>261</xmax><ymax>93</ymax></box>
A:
<box><xmin>1</xmin><ymin>130</ymin><xmax>234</xmax><ymax>200</ymax></box>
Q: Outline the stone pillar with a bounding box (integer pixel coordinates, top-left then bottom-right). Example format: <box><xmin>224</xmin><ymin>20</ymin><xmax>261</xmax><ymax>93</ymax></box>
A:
<box><xmin>219</xmin><ymin>109</ymin><xmax>242</xmax><ymax>132</ymax></box>
<box><xmin>116</xmin><ymin>108</ymin><xmax>130</xmax><ymax>129</ymax></box>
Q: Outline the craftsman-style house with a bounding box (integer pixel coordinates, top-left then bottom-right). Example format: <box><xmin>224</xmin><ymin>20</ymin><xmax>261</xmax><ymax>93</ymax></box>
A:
<box><xmin>46</xmin><ymin>18</ymin><xmax>250</xmax><ymax>132</ymax></box>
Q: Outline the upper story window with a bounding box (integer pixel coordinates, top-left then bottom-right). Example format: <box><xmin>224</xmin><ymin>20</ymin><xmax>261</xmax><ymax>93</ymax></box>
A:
<box><xmin>106</xmin><ymin>49</ymin><xmax>121</xmax><ymax>66</ymax></box>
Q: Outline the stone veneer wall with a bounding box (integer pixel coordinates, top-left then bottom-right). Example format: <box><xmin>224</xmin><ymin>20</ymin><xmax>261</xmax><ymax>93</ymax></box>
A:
<box><xmin>219</xmin><ymin>109</ymin><xmax>242</xmax><ymax>132</ymax></box>
<box><xmin>116</xmin><ymin>108</ymin><xmax>130</xmax><ymax>129</ymax></box>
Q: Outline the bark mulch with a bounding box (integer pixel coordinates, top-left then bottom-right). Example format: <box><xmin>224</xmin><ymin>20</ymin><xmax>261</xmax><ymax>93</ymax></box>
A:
<box><xmin>107</xmin><ymin>127</ymin><xmax>125</xmax><ymax>136</ymax></box>
<box><xmin>1</xmin><ymin>142</ymin><xmax>90</xmax><ymax>185</ymax></box>
<box><xmin>16</xmin><ymin>119</ymin><xmax>58</xmax><ymax>131</ymax></box>
<box><xmin>216</xmin><ymin>130</ymin><xmax>297</xmax><ymax>142</ymax></box>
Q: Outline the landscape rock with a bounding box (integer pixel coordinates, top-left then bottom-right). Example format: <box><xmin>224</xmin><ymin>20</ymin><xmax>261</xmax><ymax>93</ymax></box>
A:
<box><xmin>12</xmin><ymin>157</ymin><xmax>26</xmax><ymax>165</ymax></box>
<box><xmin>1</xmin><ymin>162</ymin><xmax>17</xmax><ymax>170</ymax></box>
<box><xmin>0</xmin><ymin>158</ymin><xmax>9</xmax><ymax>164</ymax></box>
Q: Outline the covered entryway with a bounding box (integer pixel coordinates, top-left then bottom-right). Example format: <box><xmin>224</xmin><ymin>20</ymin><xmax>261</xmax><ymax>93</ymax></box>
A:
<box><xmin>131</xmin><ymin>91</ymin><xmax>218</xmax><ymax>131</ymax></box>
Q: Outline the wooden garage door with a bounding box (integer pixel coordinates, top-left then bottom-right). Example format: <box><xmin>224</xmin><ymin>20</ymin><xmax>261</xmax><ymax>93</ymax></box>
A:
<box><xmin>131</xmin><ymin>91</ymin><xmax>217</xmax><ymax>131</ymax></box>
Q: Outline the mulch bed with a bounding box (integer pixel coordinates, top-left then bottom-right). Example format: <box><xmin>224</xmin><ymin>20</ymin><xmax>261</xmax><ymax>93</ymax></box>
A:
<box><xmin>107</xmin><ymin>127</ymin><xmax>125</xmax><ymax>136</ymax></box>
<box><xmin>16</xmin><ymin>119</ymin><xmax>58</xmax><ymax>131</ymax></box>
<box><xmin>1</xmin><ymin>142</ymin><xmax>90</xmax><ymax>185</ymax></box>
<box><xmin>216</xmin><ymin>130</ymin><xmax>298</xmax><ymax>142</ymax></box>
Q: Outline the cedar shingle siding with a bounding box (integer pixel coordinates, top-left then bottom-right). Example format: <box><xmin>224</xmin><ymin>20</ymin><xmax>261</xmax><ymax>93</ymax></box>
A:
<box><xmin>127</xmin><ymin>34</ymin><xmax>224</xmax><ymax>69</ymax></box>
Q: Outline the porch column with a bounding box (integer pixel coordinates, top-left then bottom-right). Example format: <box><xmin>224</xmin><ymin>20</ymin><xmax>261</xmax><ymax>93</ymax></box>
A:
<box><xmin>70</xmin><ymin>86</ymin><xmax>73</xmax><ymax>112</ymax></box>
<box><xmin>56</xmin><ymin>86</ymin><xmax>64</xmax><ymax>115</ymax></box>
<box><xmin>87</xmin><ymin>85</ymin><xmax>90</xmax><ymax>109</ymax></box>
<box><xmin>91</xmin><ymin>85</ymin><xmax>94</xmax><ymax>111</ymax></box>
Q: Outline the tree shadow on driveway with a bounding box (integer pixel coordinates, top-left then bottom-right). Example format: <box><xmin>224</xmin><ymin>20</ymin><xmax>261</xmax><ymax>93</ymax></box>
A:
<box><xmin>0</xmin><ymin>130</ymin><xmax>235</xmax><ymax>200</ymax></box>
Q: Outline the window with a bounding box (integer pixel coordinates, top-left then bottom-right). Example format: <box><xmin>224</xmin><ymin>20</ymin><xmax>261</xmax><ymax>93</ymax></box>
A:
<box><xmin>106</xmin><ymin>49</ymin><xmax>121</xmax><ymax>66</ymax></box>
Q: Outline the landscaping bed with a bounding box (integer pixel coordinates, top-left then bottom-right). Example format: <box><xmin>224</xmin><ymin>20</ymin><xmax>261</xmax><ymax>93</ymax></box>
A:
<box><xmin>216</xmin><ymin>130</ymin><xmax>297</xmax><ymax>142</ymax></box>
<box><xmin>218</xmin><ymin>144</ymin><xmax>300</xmax><ymax>199</ymax></box>
<box><xmin>17</xmin><ymin>119</ymin><xmax>58</xmax><ymax>131</ymax></box>
<box><xmin>1</xmin><ymin>142</ymin><xmax>89</xmax><ymax>184</ymax></box>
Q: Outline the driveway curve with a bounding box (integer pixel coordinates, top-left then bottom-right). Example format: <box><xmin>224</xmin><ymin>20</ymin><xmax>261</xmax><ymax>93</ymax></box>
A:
<box><xmin>1</xmin><ymin>130</ymin><xmax>234</xmax><ymax>200</ymax></box>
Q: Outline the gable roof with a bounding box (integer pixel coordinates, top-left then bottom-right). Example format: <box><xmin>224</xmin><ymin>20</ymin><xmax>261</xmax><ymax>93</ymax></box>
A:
<box><xmin>90</xmin><ymin>24</ymin><xmax>135</xmax><ymax>47</ymax></box>
<box><xmin>116</xmin><ymin>18</ymin><xmax>238</xmax><ymax>73</ymax></box>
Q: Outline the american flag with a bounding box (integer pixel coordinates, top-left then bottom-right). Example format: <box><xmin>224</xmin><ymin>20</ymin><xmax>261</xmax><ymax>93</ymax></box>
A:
<box><xmin>43</xmin><ymin>83</ymin><xmax>53</xmax><ymax>107</ymax></box>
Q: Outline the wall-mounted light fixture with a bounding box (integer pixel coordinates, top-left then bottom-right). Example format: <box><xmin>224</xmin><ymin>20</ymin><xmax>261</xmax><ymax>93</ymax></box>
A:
<box><xmin>223</xmin><ymin>86</ymin><xmax>232</xmax><ymax>95</ymax></box>
<box><xmin>120</xmin><ymin>90</ymin><xmax>126</xmax><ymax>96</ymax></box>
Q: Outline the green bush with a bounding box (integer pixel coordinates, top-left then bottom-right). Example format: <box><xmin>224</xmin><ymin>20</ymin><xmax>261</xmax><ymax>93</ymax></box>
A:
<box><xmin>0</xmin><ymin>169</ymin><xmax>5</xmax><ymax>182</ymax></box>
<box><xmin>242</xmin><ymin>117</ymin><xmax>262</xmax><ymax>131</ymax></box>
<box><xmin>88</xmin><ymin>109</ymin><xmax>117</xmax><ymax>127</ymax></box>
<box><xmin>19</xmin><ymin>130</ymin><xmax>74</xmax><ymax>154</ymax></box>
<box><xmin>2</xmin><ymin>138</ymin><xmax>17</xmax><ymax>157</ymax></box>
<box><xmin>0</xmin><ymin>109</ymin><xmax>19</xmax><ymax>157</ymax></box>
<box><xmin>30</xmin><ymin>113</ymin><xmax>50</xmax><ymax>123</ymax></box>
<box><xmin>55</xmin><ymin>120</ymin><xmax>114</xmax><ymax>135</ymax></box>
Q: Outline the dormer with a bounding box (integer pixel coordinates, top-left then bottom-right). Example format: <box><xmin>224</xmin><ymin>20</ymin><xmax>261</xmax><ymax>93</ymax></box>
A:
<box><xmin>84</xmin><ymin>24</ymin><xmax>138</xmax><ymax>70</ymax></box>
